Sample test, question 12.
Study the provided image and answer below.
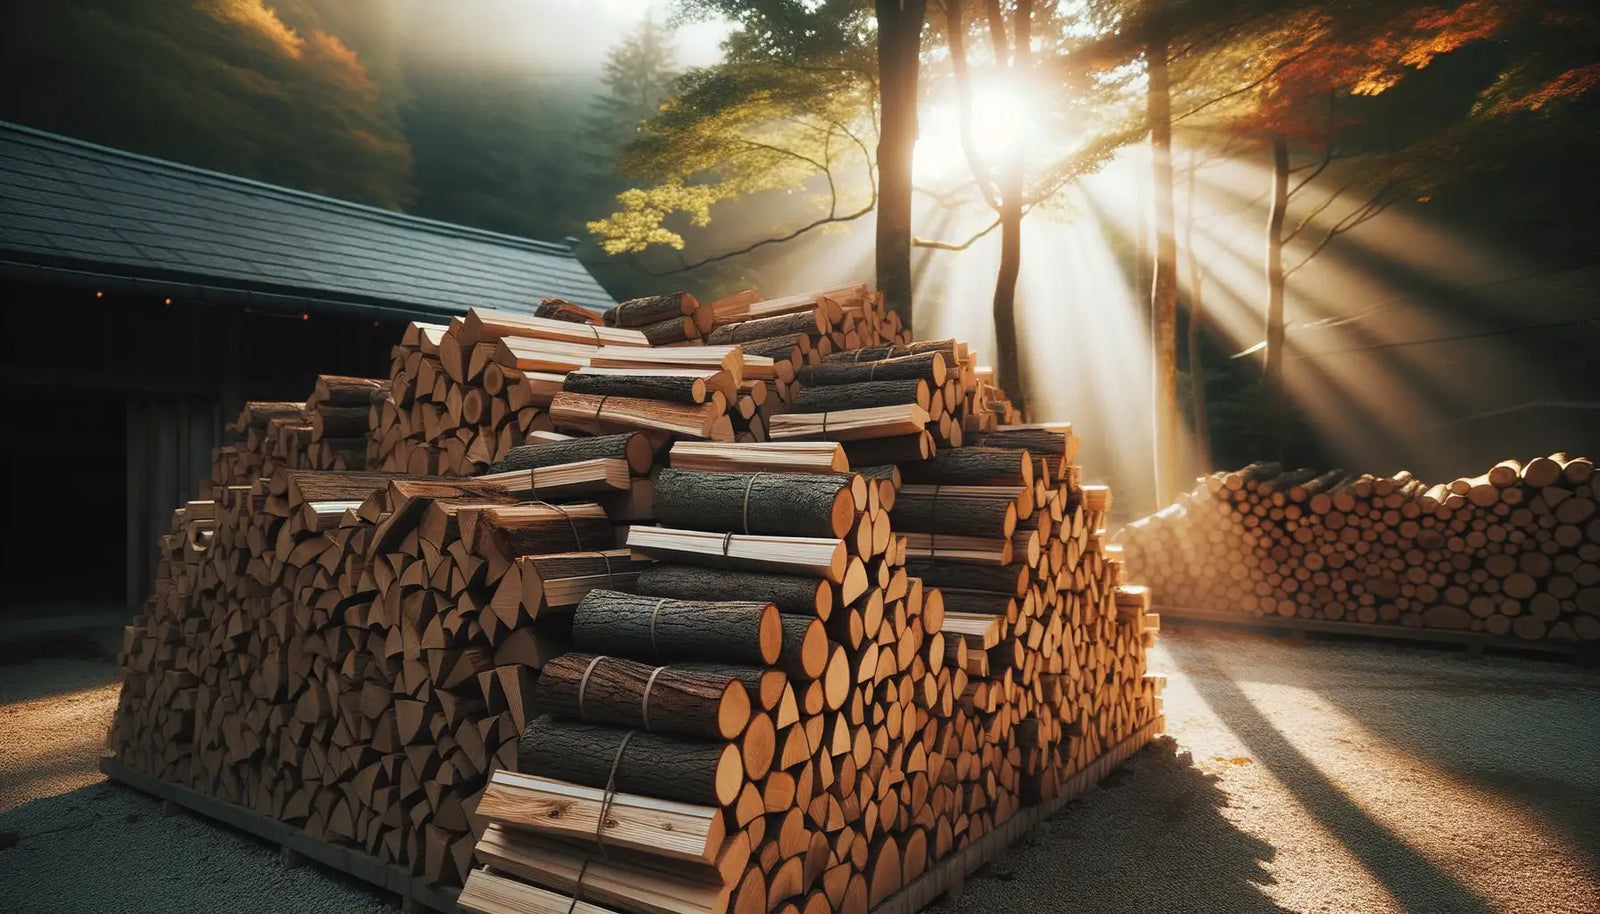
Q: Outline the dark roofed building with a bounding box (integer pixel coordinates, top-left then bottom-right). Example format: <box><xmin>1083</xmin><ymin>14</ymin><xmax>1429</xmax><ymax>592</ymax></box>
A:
<box><xmin>0</xmin><ymin>121</ymin><xmax>615</xmax><ymax>614</ymax></box>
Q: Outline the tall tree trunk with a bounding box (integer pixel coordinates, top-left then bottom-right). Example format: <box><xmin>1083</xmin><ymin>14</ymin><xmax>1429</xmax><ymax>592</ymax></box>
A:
<box><xmin>1183</xmin><ymin>149</ymin><xmax>1211</xmax><ymax>474</ymax></box>
<box><xmin>993</xmin><ymin>185</ymin><xmax>1026</xmax><ymax>416</ymax></box>
<box><xmin>875</xmin><ymin>0</ymin><xmax>926</xmax><ymax>334</ymax></box>
<box><xmin>1147</xmin><ymin>2</ymin><xmax>1180</xmax><ymax>506</ymax></box>
<box><xmin>1264</xmin><ymin>135</ymin><xmax>1289</xmax><ymax>459</ymax></box>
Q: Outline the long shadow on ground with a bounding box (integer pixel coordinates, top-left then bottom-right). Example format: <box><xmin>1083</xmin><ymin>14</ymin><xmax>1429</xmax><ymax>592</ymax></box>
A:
<box><xmin>928</xmin><ymin>736</ymin><xmax>1292</xmax><ymax>914</ymax></box>
<box><xmin>1171</xmin><ymin>627</ymin><xmax>1600</xmax><ymax>871</ymax></box>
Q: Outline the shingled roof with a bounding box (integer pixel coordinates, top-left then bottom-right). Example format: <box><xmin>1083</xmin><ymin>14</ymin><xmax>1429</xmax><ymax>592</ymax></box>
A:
<box><xmin>0</xmin><ymin>121</ymin><xmax>614</xmax><ymax>318</ymax></box>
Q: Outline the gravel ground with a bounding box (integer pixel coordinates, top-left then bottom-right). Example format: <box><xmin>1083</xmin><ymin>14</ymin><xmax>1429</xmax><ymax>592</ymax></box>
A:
<box><xmin>2</xmin><ymin>626</ymin><xmax>1596</xmax><ymax>914</ymax></box>
<box><xmin>937</xmin><ymin>626</ymin><xmax>1600</xmax><ymax>914</ymax></box>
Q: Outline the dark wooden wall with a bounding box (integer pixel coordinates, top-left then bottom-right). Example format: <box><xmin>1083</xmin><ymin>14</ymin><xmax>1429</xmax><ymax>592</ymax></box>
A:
<box><xmin>1</xmin><ymin>278</ymin><xmax>405</xmax><ymax>614</ymax></box>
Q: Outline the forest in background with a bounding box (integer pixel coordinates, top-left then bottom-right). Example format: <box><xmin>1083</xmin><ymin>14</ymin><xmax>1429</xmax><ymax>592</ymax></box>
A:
<box><xmin>3</xmin><ymin>0</ymin><xmax>1597</xmax><ymax>511</ymax></box>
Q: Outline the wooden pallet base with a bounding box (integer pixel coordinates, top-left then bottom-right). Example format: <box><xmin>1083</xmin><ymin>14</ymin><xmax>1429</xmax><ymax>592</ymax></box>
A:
<box><xmin>99</xmin><ymin>756</ymin><xmax>462</xmax><ymax>914</ymax></box>
<box><xmin>103</xmin><ymin>722</ymin><xmax>1163</xmax><ymax>914</ymax></box>
<box><xmin>1156</xmin><ymin>605</ymin><xmax>1597</xmax><ymax>661</ymax></box>
<box><xmin>870</xmin><ymin>717</ymin><xmax>1165</xmax><ymax>914</ymax></box>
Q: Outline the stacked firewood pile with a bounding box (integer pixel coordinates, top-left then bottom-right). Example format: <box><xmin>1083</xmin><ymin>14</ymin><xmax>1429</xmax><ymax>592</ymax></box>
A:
<box><xmin>107</xmin><ymin>283</ymin><xmax>1162</xmax><ymax>910</ymax></box>
<box><xmin>367</xmin><ymin>284</ymin><xmax>908</xmax><ymax>476</ymax></box>
<box><xmin>212</xmin><ymin>376</ymin><xmax>388</xmax><ymax>483</ymax></box>
<box><xmin>1118</xmin><ymin>456</ymin><xmax>1600</xmax><ymax>642</ymax></box>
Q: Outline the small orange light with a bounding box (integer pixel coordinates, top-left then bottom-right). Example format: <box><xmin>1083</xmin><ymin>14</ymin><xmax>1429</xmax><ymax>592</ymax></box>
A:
<box><xmin>302</xmin><ymin>313</ymin><xmax>309</xmax><ymax>321</ymax></box>
<box><xmin>1417</xmin><ymin>195</ymin><xmax>1431</xmax><ymax>203</ymax></box>
<box><xmin>95</xmin><ymin>290</ymin><xmax>103</xmax><ymax>298</ymax></box>
<box><xmin>164</xmin><ymin>298</ymin><xmax>172</xmax><ymax>306</ymax></box>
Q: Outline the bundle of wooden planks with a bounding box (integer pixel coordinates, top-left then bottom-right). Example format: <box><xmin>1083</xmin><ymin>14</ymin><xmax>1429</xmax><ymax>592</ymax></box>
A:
<box><xmin>107</xmin><ymin>283</ymin><xmax>1162</xmax><ymax>909</ymax></box>
<box><xmin>1118</xmin><ymin>456</ymin><xmax>1600</xmax><ymax>641</ymax></box>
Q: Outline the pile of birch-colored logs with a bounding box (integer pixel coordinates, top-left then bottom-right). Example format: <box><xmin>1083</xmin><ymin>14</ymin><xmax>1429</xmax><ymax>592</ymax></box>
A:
<box><xmin>107</xmin><ymin>283</ymin><xmax>1162</xmax><ymax>910</ymax></box>
<box><xmin>367</xmin><ymin>284</ymin><xmax>909</xmax><ymax>476</ymax></box>
<box><xmin>1118</xmin><ymin>456</ymin><xmax>1600</xmax><ymax>642</ymax></box>
<box><xmin>212</xmin><ymin>376</ymin><xmax>388</xmax><ymax>483</ymax></box>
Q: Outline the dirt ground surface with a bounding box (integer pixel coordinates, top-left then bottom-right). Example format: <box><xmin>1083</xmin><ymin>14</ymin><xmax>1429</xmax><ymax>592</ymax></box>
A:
<box><xmin>2</xmin><ymin>626</ymin><xmax>1596</xmax><ymax>914</ymax></box>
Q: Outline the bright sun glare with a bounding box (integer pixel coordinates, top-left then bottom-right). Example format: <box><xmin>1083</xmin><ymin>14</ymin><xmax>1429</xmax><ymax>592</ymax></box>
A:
<box><xmin>917</xmin><ymin>80</ymin><xmax>1034</xmax><ymax>179</ymax></box>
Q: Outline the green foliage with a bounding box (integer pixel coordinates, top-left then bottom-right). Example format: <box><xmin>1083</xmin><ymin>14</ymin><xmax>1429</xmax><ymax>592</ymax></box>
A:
<box><xmin>588</xmin><ymin>53</ymin><xmax>876</xmax><ymax>259</ymax></box>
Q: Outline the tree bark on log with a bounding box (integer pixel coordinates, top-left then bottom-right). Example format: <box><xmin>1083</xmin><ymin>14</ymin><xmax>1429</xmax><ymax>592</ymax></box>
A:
<box><xmin>823</xmin><ymin>339</ymin><xmax>955</xmax><ymax>363</ymax></box>
<box><xmin>605</xmin><ymin>292</ymin><xmax>699</xmax><ymax>329</ymax></box>
<box><xmin>633</xmin><ymin>566</ymin><xmax>833</xmax><ymax>618</ymax></box>
<box><xmin>654</xmin><ymin>469</ymin><xmax>856</xmax><ymax>539</ymax></box>
<box><xmin>841</xmin><ymin>432</ymin><xmax>934</xmax><ymax>466</ymax></box>
<box><xmin>902</xmin><ymin>560</ymin><xmax>1028</xmax><ymax>597</ymax></box>
<box><xmin>791</xmin><ymin>380</ymin><xmax>929</xmax><ymax>414</ymax></box>
<box><xmin>898</xmin><ymin>448</ymin><xmax>1032</xmax><ymax>486</ymax></box>
<box><xmin>536</xmin><ymin>653</ymin><xmax>752</xmax><ymax>740</ymax></box>
<box><xmin>706</xmin><ymin>311</ymin><xmax>826</xmax><ymax>345</ymax></box>
<box><xmin>310</xmin><ymin>406</ymin><xmax>370</xmax><ymax>440</ymax></box>
<box><xmin>797</xmin><ymin>352</ymin><xmax>945</xmax><ymax>388</ymax></box>
<box><xmin>488</xmin><ymin>432</ymin><xmax>655</xmax><ymax>476</ymax></box>
<box><xmin>570</xmin><ymin>589</ymin><xmax>782</xmax><ymax>665</ymax></box>
<box><xmin>563</xmin><ymin>371</ymin><xmax>709</xmax><ymax>405</ymax></box>
<box><xmin>517</xmin><ymin>716</ymin><xmax>744</xmax><ymax>807</ymax></box>
<box><xmin>890</xmin><ymin>491</ymin><xmax>1016</xmax><ymax>538</ymax></box>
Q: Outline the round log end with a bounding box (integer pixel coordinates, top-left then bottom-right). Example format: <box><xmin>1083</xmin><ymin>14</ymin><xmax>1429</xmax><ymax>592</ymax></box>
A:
<box><xmin>758</xmin><ymin>604</ymin><xmax>783</xmax><ymax>665</ymax></box>
<box><xmin>719</xmin><ymin>679</ymin><xmax>753</xmax><ymax>740</ymax></box>
<box><xmin>741</xmin><ymin>712</ymin><xmax>776</xmax><ymax>780</ymax></box>
<box><xmin>830</xmin><ymin>488</ymin><xmax>857</xmax><ymax>539</ymax></box>
<box><xmin>716</xmin><ymin>742</ymin><xmax>747</xmax><ymax>807</ymax></box>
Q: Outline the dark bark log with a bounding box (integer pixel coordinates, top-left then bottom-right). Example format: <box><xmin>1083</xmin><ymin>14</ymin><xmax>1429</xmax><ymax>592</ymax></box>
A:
<box><xmin>638</xmin><ymin>316</ymin><xmax>699</xmax><ymax>346</ymax></box>
<box><xmin>634</xmin><ymin>566</ymin><xmax>832</xmax><ymax>618</ymax></box>
<box><xmin>791</xmin><ymin>379</ymin><xmax>928</xmax><ymax>414</ymax></box>
<box><xmin>488</xmin><ymin>433</ymin><xmax>655</xmax><ymax>476</ymax></box>
<box><xmin>312</xmin><ymin>375</ymin><xmax>388</xmax><ymax>407</ymax></box>
<box><xmin>903</xmin><ymin>559</ymin><xmax>1028</xmax><ymax>596</ymax></box>
<box><xmin>310</xmin><ymin>405</ymin><xmax>370</xmax><ymax>440</ymax></box>
<box><xmin>891</xmin><ymin>492</ymin><xmax>1015</xmax><ymax>538</ymax></box>
<box><xmin>570</xmin><ymin>589</ymin><xmax>782</xmax><ymax>665</ymax></box>
<box><xmin>898</xmin><ymin>448</ymin><xmax>1032</xmax><ymax>486</ymax></box>
<box><xmin>672</xmin><ymin>663</ymin><xmax>790</xmax><ymax>712</ymax></box>
<box><xmin>706</xmin><ymin>311</ymin><xmax>826</xmax><ymax>345</ymax></box>
<box><xmin>874</xmin><ymin>0</ymin><xmax>927</xmax><ymax>332</ymax></box>
<box><xmin>841</xmin><ymin>432</ymin><xmax>933</xmax><ymax>466</ymax></box>
<box><xmin>535</xmin><ymin>298</ymin><xmax>601</xmax><ymax>324</ymax></box>
<box><xmin>463</xmin><ymin>505</ymin><xmax>614</xmax><ymax>562</ymax></box>
<box><xmin>563</xmin><ymin>371</ymin><xmax>707</xmax><ymax>405</ymax></box>
<box><xmin>654</xmin><ymin>469</ymin><xmax>856</xmax><ymax>539</ymax></box>
<box><xmin>605</xmin><ymin>292</ymin><xmax>698</xmax><ymax>328</ymax></box>
<box><xmin>517</xmin><ymin>715</ymin><xmax>744</xmax><ymax>807</ymax></box>
<box><xmin>823</xmin><ymin>340</ymin><xmax>955</xmax><ymax>363</ymax></box>
<box><xmin>536</xmin><ymin>653</ymin><xmax>752</xmax><ymax>740</ymax></box>
<box><xmin>235</xmin><ymin>401</ymin><xmax>305</xmax><ymax>431</ymax></box>
<box><xmin>967</xmin><ymin>428</ymin><xmax>1067</xmax><ymax>456</ymax></box>
<box><xmin>798</xmin><ymin>352</ymin><xmax>945</xmax><ymax>388</ymax></box>
<box><xmin>738</xmin><ymin>334</ymin><xmax>812</xmax><ymax>360</ymax></box>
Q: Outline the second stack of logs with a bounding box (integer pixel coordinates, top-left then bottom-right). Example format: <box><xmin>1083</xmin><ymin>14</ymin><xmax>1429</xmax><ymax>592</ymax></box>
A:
<box><xmin>1118</xmin><ymin>457</ymin><xmax>1600</xmax><ymax>643</ymax></box>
